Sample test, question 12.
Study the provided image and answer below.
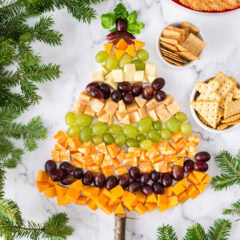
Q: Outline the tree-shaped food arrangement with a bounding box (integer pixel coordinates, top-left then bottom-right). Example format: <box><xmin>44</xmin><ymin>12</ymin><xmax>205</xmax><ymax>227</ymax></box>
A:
<box><xmin>35</xmin><ymin>3</ymin><xmax>212</xmax><ymax>239</ymax></box>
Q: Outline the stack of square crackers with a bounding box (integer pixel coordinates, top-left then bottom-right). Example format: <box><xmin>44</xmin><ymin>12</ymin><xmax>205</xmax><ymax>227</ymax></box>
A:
<box><xmin>159</xmin><ymin>22</ymin><xmax>206</xmax><ymax>67</ymax></box>
<box><xmin>191</xmin><ymin>72</ymin><xmax>240</xmax><ymax>130</ymax></box>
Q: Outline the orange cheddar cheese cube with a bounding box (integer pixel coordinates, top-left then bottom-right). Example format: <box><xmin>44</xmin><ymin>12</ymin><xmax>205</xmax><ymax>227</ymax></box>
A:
<box><xmin>101</xmin><ymin>188</ymin><xmax>112</xmax><ymax>199</ymax></box>
<box><xmin>168</xmin><ymin>196</ymin><xmax>178</xmax><ymax>208</ymax></box>
<box><xmin>171</xmin><ymin>132</ymin><xmax>184</xmax><ymax>142</ymax></box>
<box><xmin>139</xmin><ymin>161</ymin><xmax>152</xmax><ymax>173</ymax></box>
<box><xmin>37</xmin><ymin>171</ymin><xmax>49</xmax><ymax>182</ymax></box>
<box><xmin>66</xmin><ymin>188</ymin><xmax>80</xmax><ymax>202</ymax></box>
<box><xmin>201</xmin><ymin>174</ymin><xmax>212</xmax><ymax>184</ymax></box>
<box><xmin>107</xmin><ymin>143</ymin><xmax>120</xmax><ymax>158</ymax></box>
<box><xmin>172</xmin><ymin>182</ymin><xmax>185</xmax><ymax>196</ymax></box>
<box><xmin>122</xmin><ymin>191</ymin><xmax>137</xmax><ymax>207</ymax></box>
<box><xmin>44</xmin><ymin>186</ymin><xmax>57</xmax><ymax>198</ymax></box>
<box><xmin>104</xmin><ymin>42</ymin><xmax>113</xmax><ymax>55</ymax></box>
<box><xmin>178</xmin><ymin>191</ymin><xmax>189</xmax><ymax>204</ymax></box>
<box><xmin>145</xmin><ymin>202</ymin><xmax>156</xmax><ymax>213</ymax></box>
<box><xmin>146</xmin><ymin>193</ymin><xmax>157</xmax><ymax>203</ymax></box>
<box><xmin>102</xmin><ymin>165</ymin><xmax>114</xmax><ymax>177</ymax></box>
<box><xmin>164</xmin><ymin>186</ymin><xmax>173</xmax><ymax>197</ymax></box>
<box><xmin>54</xmin><ymin>142</ymin><xmax>66</xmax><ymax>151</ymax></box>
<box><xmin>136</xmin><ymin>192</ymin><xmax>146</xmax><ymax>204</ymax></box>
<box><xmin>125</xmin><ymin>44</ymin><xmax>135</xmax><ymax>57</ymax></box>
<box><xmin>134</xmin><ymin>202</ymin><xmax>147</xmax><ymax>215</ymax></box>
<box><xmin>110</xmin><ymin>185</ymin><xmax>125</xmax><ymax>199</ymax></box>
<box><xmin>178</xmin><ymin>178</ymin><xmax>188</xmax><ymax>189</ymax></box>
<box><xmin>108</xmin><ymin>198</ymin><xmax>121</xmax><ymax>207</ymax></box>
<box><xmin>71</xmin><ymin>159</ymin><xmax>83</xmax><ymax>168</ymax></box>
<box><xmin>186</xmin><ymin>184</ymin><xmax>200</xmax><ymax>199</ymax></box>
<box><xmin>75</xmin><ymin>196</ymin><xmax>88</xmax><ymax>205</ymax></box>
<box><xmin>193</xmin><ymin>171</ymin><xmax>206</xmax><ymax>183</ymax></box>
<box><xmin>158</xmin><ymin>195</ymin><xmax>168</xmax><ymax>207</ymax></box>
<box><xmin>116</xmin><ymin>39</ymin><xmax>128</xmax><ymax>50</ymax></box>
<box><xmin>196</xmin><ymin>184</ymin><xmax>207</xmax><ymax>193</ymax></box>
<box><xmin>114</xmin><ymin>203</ymin><xmax>126</xmax><ymax>216</ymax></box>
<box><xmin>115</xmin><ymin>165</ymin><xmax>128</xmax><ymax>176</ymax></box>
<box><xmin>134</xmin><ymin>40</ymin><xmax>145</xmax><ymax>51</ymax></box>
<box><xmin>87</xmin><ymin>199</ymin><xmax>98</xmax><ymax>211</ymax></box>
<box><xmin>188</xmin><ymin>173</ymin><xmax>199</xmax><ymax>185</ymax></box>
<box><xmin>36</xmin><ymin>181</ymin><xmax>49</xmax><ymax>192</ymax></box>
<box><xmin>113</xmin><ymin>48</ymin><xmax>125</xmax><ymax>60</ymax></box>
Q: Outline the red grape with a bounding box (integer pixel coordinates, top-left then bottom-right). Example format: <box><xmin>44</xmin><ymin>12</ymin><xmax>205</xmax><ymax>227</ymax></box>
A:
<box><xmin>99</xmin><ymin>83</ymin><xmax>111</xmax><ymax>99</ymax></box>
<box><xmin>150</xmin><ymin>170</ymin><xmax>160</xmax><ymax>182</ymax></box>
<box><xmin>160</xmin><ymin>173</ymin><xmax>173</xmax><ymax>187</ymax></box>
<box><xmin>73</xmin><ymin>168</ymin><xmax>83</xmax><ymax>179</ymax></box>
<box><xmin>140</xmin><ymin>173</ymin><xmax>150</xmax><ymax>184</ymax></box>
<box><xmin>94</xmin><ymin>174</ymin><xmax>106</xmax><ymax>188</ymax></box>
<box><xmin>195</xmin><ymin>152</ymin><xmax>211</xmax><ymax>162</ymax></box>
<box><xmin>152</xmin><ymin>78</ymin><xmax>165</xmax><ymax>91</ymax></box>
<box><xmin>111</xmin><ymin>90</ymin><xmax>122</xmax><ymax>102</ymax></box>
<box><xmin>184</xmin><ymin>159</ymin><xmax>194</xmax><ymax>173</ymax></box>
<box><xmin>129</xmin><ymin>167</ymin><xmax>140</xmax><ymax>180</ymax></box>
<box><xmin>60</xmin><ymin>162</ymin><xmax>74</xmax><ymax>174</ymax></box>
<box><xmin>90</xmin><ymin>88</ymin><xmax>104</xmax><ymax>99</ymax></box>
<box><xmin>142</xmin><ymin>86</ymin><xmax>154</xmax><ymax>100</ymax></box>
<box><xmin>86</xmin><ymin>82</ymin><xmax>99</xmax><ymax>93</ymax></box>
<box><xmin>45</xmin><ymin>160</ymin><xmax>56</xmax><ymax>174</ymax></box>
<box><xmin>116</xmin><ymin>19</ymin><xmax>127</xmax><ymax>32</ymax></box>
<box><xmin>123</xmin><ymin>93</ymin><xmax>134</xmax><ymax>105</ymax></box>
<box><xmin>83</xmin><ymin>171</ymin><xmax>94</xmax><ymax>185</ymax></box>
<box><xmin>172</xmin><ymin>165</ymin><xmax>184</xmax><ymax>181</ymax></box>
<box><xmin>106</xmin><ymin>176</ymin><xmax>118</xmax><ymax>190</ymax></box>
<box><xmin>194</xmin><ymin>161</ymin><xmax>208</xmax><ymax>172</ymax></box>
<box><xmin>129</xmin><ymin>181</ymin><xmax>141</xmax><ymax>193</ymax></box>
<box><xmin>118</xmin><ymin>82</ymin><xmax>132</xmax><ymax>93</ymax></box>
<box><xmin>61</xmin><ymin>174</ymin><xmax>75</xmax><ymax>185</ymax></box>
<box><xmin>51</xmin><ymin>169</ymin><xmax>64</xmax><ymax>182</ymax></box>
<box><xmin>141</xmin><ymin>184</ymin><xmax>153</xmax><ymax>195</ymax></box>
<box><xmin>132</xmin><ymin>83</ymin><xmax>142</xmax><ymax>97</ymax></box>
<box><xmin>155</xmin><ymin>90</ymin><xmax>166</xmax><ymax>102</ymax></box>
<box><xmin>118</xmin><ymin>174</ymin><xmax>130</xmax><ymax>188</ymax></box>
<box><xmin>152</xmin><ymin>182</ymin><xmax>164</xmax><ymax>194</ymax></box>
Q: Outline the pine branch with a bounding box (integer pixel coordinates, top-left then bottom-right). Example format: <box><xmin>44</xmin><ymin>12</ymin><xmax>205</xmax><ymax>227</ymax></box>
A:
<box><xmin>223</xmin><ymin>200</ymin><xmax>240</xmax><ymax>218</ymax></box>
<box><xmin>0</xmin><ymin>107</ymin><xmax>20</xmax><ymax>125</ymax></box>
<box><xmin>0</xmin><ymin>199</ymin><xmax>22</xmax><ymax>225</ymax></box>
<box><xmin>183</xmin><ymin>223</ymin><xmax>207</xmax><ymax>240</ymax></box>
<box><xmin>156</xmin><ymin>225</ymin><xmax>178</xmax><ymax>240</ymax></box>
<box><xmin>207</xmin><ymin>219</ymin><xmax>231</xmax><ymax>240</ymax></box>
<box><xmin>0</xmin><ymin>167</ymin><xmax>5</xmax><ymax>198</ymax></box>
<box><xmin>211</xmin><ymin>150</ymin><xmax>240</xmax><ymax>191</ymax></box>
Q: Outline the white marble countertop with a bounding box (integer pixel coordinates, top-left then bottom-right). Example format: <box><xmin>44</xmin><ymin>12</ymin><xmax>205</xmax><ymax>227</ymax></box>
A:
<box><xmin>4</xmin><ymin>0</ymin><xmax>240</xmax><ymax>239</ymax></box>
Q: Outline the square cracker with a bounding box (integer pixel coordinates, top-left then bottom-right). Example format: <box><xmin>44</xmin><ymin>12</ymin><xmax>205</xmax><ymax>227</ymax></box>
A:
<box><xmin>224</xmin><ymin>99</ymin><xmax>240</xmax><ymax>119</ymax></box>
<box><xmin>191</xmin><ymin>100</ymin><xmax>219</xmax><ymax>129</ymax></box>
<box><xmin>215</xmin><ymin>72</ymin><xmax>236</xmax><ymax>99</ymax></box>
<box><xmin>180</xmin><ymin>22</ymin><xmax>200</xmax><ymax>35</ymax></box>
<box><xmin>221</xmin><ymin>113</ymin><xmax>240</xmax><ymax>123</ymax></box>
<box><xmin>219</xmin><ymin>92</ymin><xmax>233</xmax><ymax>108</ymax></box>
<box><xmin>162</xmin><ymin>29</ymin><xmax>182</xmax><ymax>42</ymax></box>
<box><xmin>217</xmin><ymin>119</ymin><xmax>240</xmax><ymax>130</ymax></box>
<box><xmin>182</xmin><ymin>33</ymin><xmax>206</xmax><ymax>56</ymax></box>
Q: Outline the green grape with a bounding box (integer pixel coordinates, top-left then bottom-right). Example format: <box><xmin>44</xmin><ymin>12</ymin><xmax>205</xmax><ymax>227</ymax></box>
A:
<box><xmin>103</xmin><ymin>133</ymin><xmax>114</xmax><ymax>144</ymax></box>
<box><xmin>76</xmin><ymin>114</ymin><xmax>92</xmax><ymax>127</ymax></box>
<box><xmin>115</xmin><ymin>134</ymin><xmax>126</xmax><ymax>147</ymax></box>
<box><xmin>136</xmin><ymin>49</ymin><xmax>149</xmax><ymax>61</ymax></box>
<box><xmin>160</xmin><ymin>128</ymin><xmax>172</xmax><ymax>140</ymax></box>
<box><xmin>67</xmin><ymin>126</ymin><xmax>81</xmax><ymax>137</ymax></box>
<box><xmin>175</xmin><ymin>112</ymin><xmax>187</xmax><ymax>122</ymax></box>
<box><xmin>165</xmin><ymin>117</ymin><xmax>180</xmax><ymax>133</ymax></box>
<box><xmin>180</xmin><ymin>123</ymin><xmax>192</xmax><ymax>135</ymax></box>
<box><xmin>91</xmin><ymin>135</ymin><xmax>103</xmax><ymax>145</ymax></box>
<box><xmin>80</xmin><ymin>127</ymin><xmax>92</xmax><ymax>142</ymax></box>
<box><xmin>136</xmin><ymin>134</ymin><xmax>146</xmax><ymax>142</ymax></box>
<box><xmin>108</xmin><ymin>124</ymin><xmax>122</xmax><ymax>135</ymax></box>
<box><xmin>132</xmin><ymin>59</ymin><xmax>145</xmax><ymax>70</ymax></box>
<box><xmin>123</xmin><ymin>125</ymin><xmax>138</xmax><ymax>138</ymax></box>
<box><xmin>92</xmin><ymin>122</ymin><xmax>108</xmax><ymax>136</ymax></box>
<box><xmin>105</xmin><ymin>55</ymin><xmax>118</xmax><ymax>71</ymax></box>
<box><xmin>140</xmin><ymin>139</ymin><xmax>153</xmax><ymax>150</ymax></box>
<box><xmin>119</xmin><ymin>54</ymin><xmax>132</xmax><ymax>68</ymax></box>
<box><xmin>126</xmin><ymin>138</ymin><xmax>138</xmax><ymax>147</ymax></box>
<box><xmin>147</xmin><ymin>129</ymin><xmax>161</xmax><ymax>142</ymax></box>
<box><xmin>95</xmin><ymin>51</ymin><xmax>108</xmax><ymax>63</ymax></box>
<box><xmin>153</xmin><ymin>120</ymin><xmax>162</xmax><ymax>130</ymax></box>
<box><xmin>65</xmin><ymin>112</ymin><xmax>76</xmax><ymax>126</ymax></box>
<box><xmin>137</xmin><ymin>117</ymin><xmax>152</xmax><ymax>133</ymax></box>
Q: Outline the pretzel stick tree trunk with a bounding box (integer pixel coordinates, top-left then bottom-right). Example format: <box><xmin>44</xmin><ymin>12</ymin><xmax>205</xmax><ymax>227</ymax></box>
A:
<box><xmin>114</xmin><ymin>216</ymin><xmax>126</xmax><ymax>240</ymax></box>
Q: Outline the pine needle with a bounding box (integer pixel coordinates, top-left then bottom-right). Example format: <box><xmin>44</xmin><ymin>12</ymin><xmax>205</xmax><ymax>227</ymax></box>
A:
<box><xmin>156</xmin><ymin>225</ymin><xmax>178</xmax><ymax>240</ymax></box>
<box><xmin>207</xmin><ymin>219</ymin><xmax>231</xmax><ymax>240</ymax></box>
<box><xmin>183</xmin><ymin>223</ymin><xmax>207</xmax><ymax>240</ymax></box>
<box><xmin>223</xmin><ymin>200</ymin><xmax>240</xmax><ymax>218</ymax></box>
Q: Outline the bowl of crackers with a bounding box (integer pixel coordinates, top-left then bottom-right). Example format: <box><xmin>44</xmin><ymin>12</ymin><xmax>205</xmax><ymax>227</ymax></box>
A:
<box><xmin>190</xmin><ymin>72</ymin><xmax>240</xmax><ymax>133</ymax></box>
<box><xmin>156</xmin><ymin>22</ymin><xmax>206</xmax><ymax>68</ymax></box>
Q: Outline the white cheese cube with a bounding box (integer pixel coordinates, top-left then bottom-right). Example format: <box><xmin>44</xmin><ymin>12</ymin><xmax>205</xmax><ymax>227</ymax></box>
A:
<box><xmin>124</xmin><ymin>64</ymin><xmax>136</xmax><ymax>73</ymax></box>
<box><xmin>105</xmin><ymin>71</ymin><xmax>113</xmax><ymax>81</ymax></box>
<box><xmin>134</xmin><ymin>71</ymin><xmax>144</xmax><ymax>82</ymax></box>
<box><xmin>123</xmin><ymin>64</ymin><xmax>135</xmax><ymax>82</ymax></box>
<box><xmin>146</xmin><ymin>74</ymin><xmax>157</xmax><ymax>83</ymax></box>
<box><xmin>96</xmin><ymin>66</ymin><xmax>108</xmax><ymax>75</ymax></box>
<box><xmin>91</xmin><ymin>70</ymin><xmax>105</xmax><ymax>82</ymax></box>
<box><xmin>106</xmin><ymin>78</ymin><xmax>117</xmax><ymax>89</ymax></box>
<box><xmin>145</xmin><ymin>62</ymin><xmax>156</xmax><ymax>76</ymax></box>
<box><xmin>124</xmin><ymin>72</ymin><xmax>134</xmax><ymax>82</ymax></box>
<box><xmin>112</xmin><ymin>69</ymin><xmax>123</xmax><ymax>82</ymax></box>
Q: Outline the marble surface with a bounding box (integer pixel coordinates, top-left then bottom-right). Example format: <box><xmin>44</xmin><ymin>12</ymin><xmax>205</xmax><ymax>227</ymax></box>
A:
<box><xmin>4</xmin><ymin>0</ymin><xmax>240</xmax><ymax>239</ymax></box>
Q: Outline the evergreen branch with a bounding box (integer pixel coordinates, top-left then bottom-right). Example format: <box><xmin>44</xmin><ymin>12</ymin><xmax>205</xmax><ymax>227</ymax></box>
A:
<box><xmin>207</xmin><ymin>219</ymin><xmax>231</xmax><ymax>240</ymax></box>
<box><xmin>223</xmin><ymin>200</ymin><xmax>240</xmax><ymax>218</ymax></box>
<box><xmin>0</xmin><ymin>107</ymin><xmax>20</xmax><ymax>125</ymax></box>
<box><xmin>211</xmin><ymin>174</ymin><xmax>240</xmax><ymax>191</ymax></box>
<box><xmin>0</xmin><ymin>167</ymin><xmax>5</xmax><ymax>198</ymax></box>
<box><xmin>0</xmin><ymin>70</ymin><xmax>19</xmax><ymax>88</ymax></box>
<box><xmin>0</xmin><ymin>136</ymin><xmax>23</xmax><ymax>168</ymax></box>
<box><xmin>215</xmin><ymin>150</ymin><xmax>240</xmax><ymax>176</ymax></box>
<box><xmin>183</xmin><ymin>223</ymin><xmax>207</xmax><ymax>240</ymax></box>
<box><xmin>156</xmin><ymin>225</ymin><xmax>178</xmax><ymax>240</ymax></box>
<box><xmin>0</xmin><ymin>199</ymin><xmax>22</xmax><ymax>225</ymax></box>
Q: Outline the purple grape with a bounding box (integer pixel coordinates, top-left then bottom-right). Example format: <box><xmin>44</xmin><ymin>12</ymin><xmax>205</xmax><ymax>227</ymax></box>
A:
<box><xmin>129</xmin><ymin>167</ymin><xmax>140</xmax><ymax>180</ymax></box>
<box><xmin>140</xmin><ymin>173</ymin><xmax>150</xmax><ymax>184</ymax></box>
<box><xmin>129</xmin><ymin>181</ymin><xmax>141</xmax><ymax>193</ymax></box>
<box><xmin>150</xmin><ymin>170</ymin><xmax>160</xmax><ymax>182</ymax></box>
<box><xmin>142</xmin><ymin>86</ymin><xmax>154</xmax><ymax>100</ymax></box>
<box><xmin>106</xmin><ymin>176</ymin><xmax>118</xmax><ymax>190</ymax></box>
<box><xmin>155</xmin><ymin>90</ymin><xmax>167</xmax><ymax>102</ymax></box>
<box><xmin>90</xmin><ymin>88</ymin><xmax>104</xmax><ymax>99</ymax></box>
<box><xmin>116</xmin><ymin>19</ymin><xmax>127</xmax><ymax>32</ymax></box>
<box><xmin>123</xmin><ymin>93</ymin><xmax>134</xmax><ymax>105</ymax></box>
<box><xmin>45</xmin><ymin>160</ymin><xmax>56</xmax><ymax>174</ymax></box>
<box><xmin>184</xmin><ymin>160</ymin><xmax>194</xmax><ymax>173</ymax></box>
<box><xmin>141</xmin><ymin>184</ymin><xmax>153</xmax><ymax>195</ymax></box>
<box><xmin>160</xmin><ymin>173</ymin><xmax>173</xmax><ymax>187</ymax></box>
<box><xmin>132</xmin><ymin>83</ymin><xmax>142</xmax><ymax>97</ymax></box>
<box><xmin>195</xmin><ymin>152</ymin><xmax>211</xmax><ymax>162</ymax></box>
<box><xmin>99</xmin><ymin>83</ymin><xmax>111</xmax><ymax>100</ymax></box>
<box><xmin>82</xmin><ymin>171</ymin><xmax>94</xmax><ymax>185</ymax></box>
<box><xmin>118</xmin><ymin>82</ymin><xmax>132</xmax><ymax>93</ymax></box>
<box><xmin>118</xmin><ymin>174</ymin><xmax>130</xmax><ymax>188</ymax></box>
<box><xmin>86</xmin><ymin>82</ymin><xmax>99</xmax><ymax>93</ymax></box>
<box><xmin>51</xmin><ymin>169</ymin><xmax>64</xmax><ymax>182</ymax></box>
<box><xmin>172</xmin><ymin>165</ymin><xmax>184</xmax><ymax>181</ymax></box>
<box><xmin>94</xmin><ymin>174</ymin><xmax>106</xmax><ymax>188</ymax></box>
<box><xmin>194</xmin><ymin>161</ymin><xmax>208</xmax><ymax>172</ymax></box>
<box><xmin>60</xmin><ymin>162</ymin><xmax>74</xmax><ymax>174</ymax></box>
<box><xmin>61</xmin><ymin>174</ymin><xmax>75</xmax><ymax>185</ymax></box>
<box><xmin>152</xmin><ymin>182</ymin><xmax>164</xmax><ymax>194</ymax></box>
<box><xmin>111</xmin><ymin>90</ymin><xmax>122</xmax><ymax>102</ymax></box>
<box><xmin>152</xmin><ymin>78</ymin><xmax>165</xmax><ymax>91</ymax></box>
<box><xmin>73</xmin><ymin>168</ymin><xmax>83</xmax><ymax>179</ymax></box>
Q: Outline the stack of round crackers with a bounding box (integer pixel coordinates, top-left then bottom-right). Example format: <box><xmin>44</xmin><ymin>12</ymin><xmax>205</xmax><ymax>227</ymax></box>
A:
<box><xmin>179</xmin><ymin>0</ymin><xmax>240</xmax><ymax>12</ymax></box>
<box><xmin>159</xmin><ymin>22</ymin><xmax>206</xmax><ymax>67</ymax></box>
<box><xmin>191</xmin><ymin>72</ymin><xmax>240</xmax><ymax>130</ymax></box>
